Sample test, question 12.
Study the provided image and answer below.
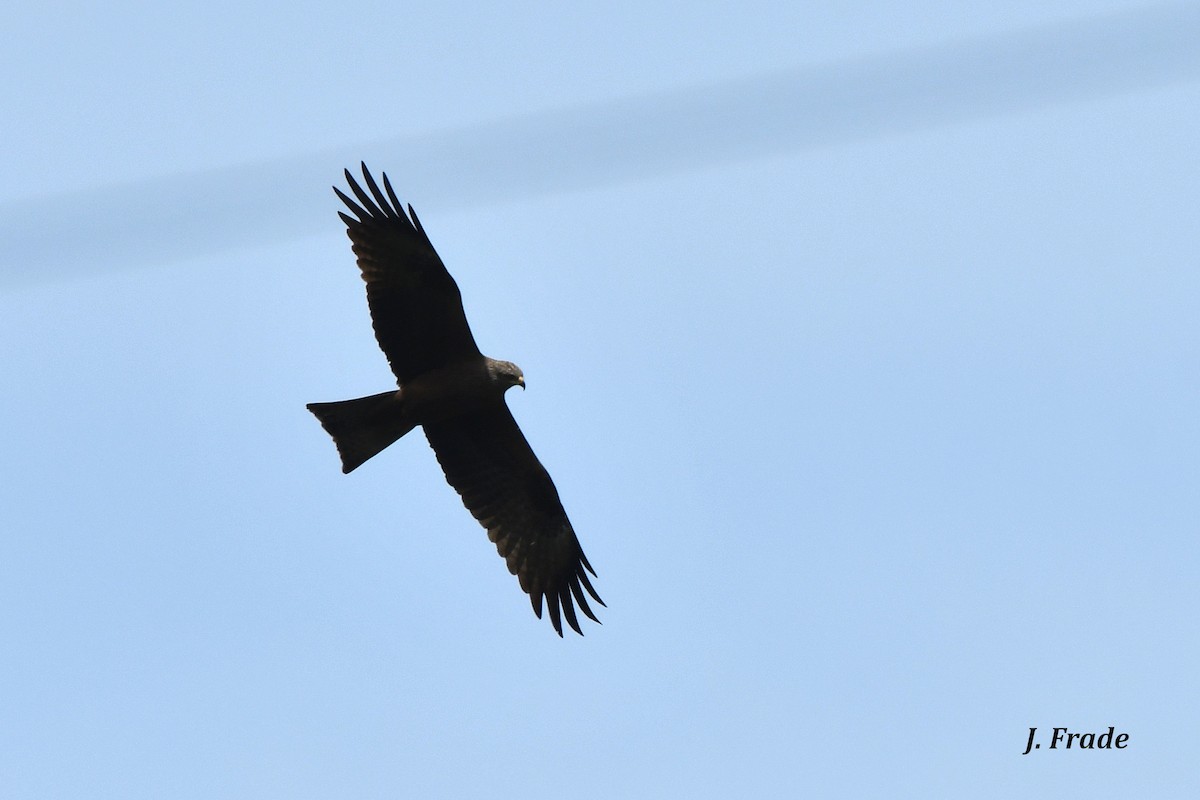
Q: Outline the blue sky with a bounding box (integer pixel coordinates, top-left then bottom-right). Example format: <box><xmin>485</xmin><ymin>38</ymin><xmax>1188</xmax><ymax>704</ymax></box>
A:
<box><xmin>2</xmin><ymin>2</ymin><xmax>1198</xmax><ymax>797</ymax></box>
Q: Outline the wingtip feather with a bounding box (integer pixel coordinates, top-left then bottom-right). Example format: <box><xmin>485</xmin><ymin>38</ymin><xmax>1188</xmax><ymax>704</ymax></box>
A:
<box><xmin>561</xmin><ymin>592</ymin><xmax>582</xmax><ymax>635</ymax></box>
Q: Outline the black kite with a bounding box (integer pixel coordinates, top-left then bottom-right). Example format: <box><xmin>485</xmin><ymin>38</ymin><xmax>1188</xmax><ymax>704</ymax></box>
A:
<box><xmin>307</xmin><ymin>164</ymin><xmax>603</xmax><ymax>636</ymax></box>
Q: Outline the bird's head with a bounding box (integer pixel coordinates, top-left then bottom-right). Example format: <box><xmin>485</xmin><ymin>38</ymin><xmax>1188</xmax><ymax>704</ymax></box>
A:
<box><xmin>490</xmin><ymin>359</ymin><xmax>525</xmax><ymax>391</ymax></box>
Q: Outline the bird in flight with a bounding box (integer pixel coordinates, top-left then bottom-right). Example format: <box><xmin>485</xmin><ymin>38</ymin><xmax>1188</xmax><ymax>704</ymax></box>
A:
<box><xmin>307</xmin><ymin>164</ymin><xmax>603</xmax><ymax>636</ymax></box>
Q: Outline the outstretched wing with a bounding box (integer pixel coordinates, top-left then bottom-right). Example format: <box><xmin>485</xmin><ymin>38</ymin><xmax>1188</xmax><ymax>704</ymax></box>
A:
<box><xmin>423</xmin><ymin>404</ymin><xmax>604</xmax><ymax>636</ymax></box>
<box><xmin>334</xmin><ymin>163</ymin><xmax>481</xmax><ymax>383</ymax></box>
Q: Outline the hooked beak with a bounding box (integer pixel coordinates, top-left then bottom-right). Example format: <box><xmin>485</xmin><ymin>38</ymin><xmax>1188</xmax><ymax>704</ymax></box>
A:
<box><xmin>517</xmin><ymin>375</ymin><xmax>526</xmax><ymax>390</ymax></box>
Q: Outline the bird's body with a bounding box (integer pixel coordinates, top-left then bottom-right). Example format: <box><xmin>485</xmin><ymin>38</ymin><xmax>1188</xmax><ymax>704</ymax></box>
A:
<box><xmin>307</xmin><ymin>164</ymin><xmax>603</xmax><ymax>636</ymax></box>
<box><xmin>401</xmin><ymin>357</ymin><xmax>524</xmax><ymax>423</ymax></box>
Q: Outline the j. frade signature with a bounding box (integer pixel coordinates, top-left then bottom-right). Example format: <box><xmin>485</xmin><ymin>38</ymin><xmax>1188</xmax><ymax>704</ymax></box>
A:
<box><xmin>1022</xmin><ymin>727</ymin><xmax>1128</xmax><ymax>755</ymax></box>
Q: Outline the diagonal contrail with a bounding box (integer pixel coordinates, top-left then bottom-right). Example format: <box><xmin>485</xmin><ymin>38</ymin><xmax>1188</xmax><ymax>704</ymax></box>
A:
<box><xmin>3</xmin><ymin>2</ymin><xmax>1199</xmax><ymax>286</ymax></box>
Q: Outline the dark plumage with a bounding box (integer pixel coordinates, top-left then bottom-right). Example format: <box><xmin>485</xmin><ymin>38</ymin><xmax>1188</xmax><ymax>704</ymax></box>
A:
<box><xmin>307</xmin><ymin>164</ymin><xmax>603</xmax><ymax>636</ymax></box>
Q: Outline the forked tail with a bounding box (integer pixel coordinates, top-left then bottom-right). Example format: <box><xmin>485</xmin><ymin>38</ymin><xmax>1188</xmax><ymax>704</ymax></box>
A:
<box><xmin>306</xmin><ymin>391</ymin><xmax>416</xmax><ymax>473</ymax></box>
